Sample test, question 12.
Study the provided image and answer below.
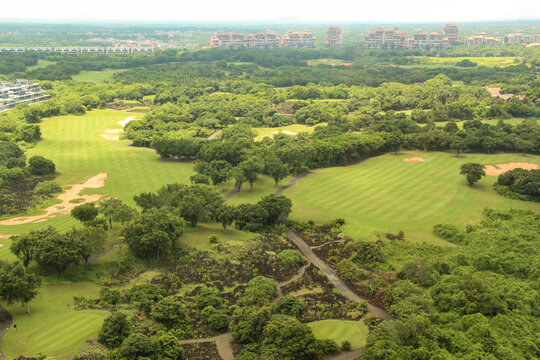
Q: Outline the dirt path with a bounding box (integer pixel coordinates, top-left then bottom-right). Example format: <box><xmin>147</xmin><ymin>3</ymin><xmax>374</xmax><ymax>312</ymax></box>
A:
<box><xmin>275</xmin><ymin>263</ymin><xmax>311</xmax><ymax>299</ymax></box>
<box><xmin>179</xmin><ymin>333</ymin><xmax>234</xmax><ymax>360</ymax></box>
<box><xmin>310</xmin><ymin>239</ymin><xmax>346</xmax><ymax>250</ymax></box>
<box><xmin>285</xmin><ymin>229</ymin><xmax>393</xmax><ymax>321</ymax></box>
<box><xmin>276</xmin><ymin>171</ymin><xmax>314</xmax><ymax>196</ymax></box>
<box><xmin>0</xmin><ymin>173</ymin><xmax>107</xmax><ymax>226</ymax></box>
<box><xmin>326</xmin><ymin>348</ymin><xmax>363</xmax><ymax>360</ymax></box>
<box><xmin>0</xmin><ymin>306</ymin><xmax>12</xmax><ymax>360</ymax></box>
<box><xmin>208</xmin><ymin>129</ymin><xmax>222</xmax><ymax>140</ymax></box>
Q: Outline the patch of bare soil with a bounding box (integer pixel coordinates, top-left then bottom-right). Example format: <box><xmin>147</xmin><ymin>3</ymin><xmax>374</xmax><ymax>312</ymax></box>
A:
<box><xmin>100</xmin><ymin>129</ymin><xmax>123</xmax><ymax>141</ymax></box>
<box><xmin>0</xmin><ymin>234</ymin><xmax>16</xmax><ymax>239</ymax></box>
<box><xmin>0</xmin><ymin>173</ymin><xmax>107</xmax><ymax>226</ymax></box>
<box><xmin>484</xmin><ymin>162</ymin><xmax>540</xmax><ymax>176</ymax></box>
<box><xmin>403</xmin><ymin>157</ymin><xmax>426</xmax><ymax>162</ymax></box>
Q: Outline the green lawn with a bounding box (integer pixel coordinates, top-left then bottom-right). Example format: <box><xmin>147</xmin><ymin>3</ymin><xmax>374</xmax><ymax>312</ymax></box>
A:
<box><xmin>0</xmin><ymin>238</ymin><xmax>17</xmax><ymax>262</ymax></box>
<box><xmin>307</xmin><ymin>59</ymin><xmax>353</xmax><ymax>66</ymax></box>
<box><xmin>0</xmin><ymin>282</ymin><xmax>107</xmax><ymax>359</ymax></box>
<box><xmin>428</xmin><ymin>118</ymin><xmax>528</xmax><ymax>129</ymax></box>
<box><xmin>308</xmin><ymin>320</ymin><xmax>368</xmax><ymax>349</ymax></box>
<box><xmin>182</xmin><ymin>222</ymin><xmax>254</xmax><ymax>248</ymax></box>
<box><xmin>26</xmin><ymin>59</ymin><xmax>57</xmax><ymax>71</ymax></box>
<box><xmin>0</xmin><ymin>109</ymin><xmax>194</xmax><ymax>235</ymax></box>
<box><xmin>72</xmin><ymin>69</ymin><xmax>128</xmax><ymax>83</ymax></box>
<box><xmin>284</xmin><ymin>151</ymin><xmax>540</xmax><ymax>244</ymax></box>
<box><xmin>253</xmin><ymin>123</ymin><xmax>326</xmax><ymax>141</ymax></box>
<box><xmin>221</xmin><ymin>174</ymin><xmax>293</xmax><ymax>205</ymax></box>
<box><xmin>403</xmin><ymin>56</ymin><xmax>521</xmax><ymax>69</ymax></box>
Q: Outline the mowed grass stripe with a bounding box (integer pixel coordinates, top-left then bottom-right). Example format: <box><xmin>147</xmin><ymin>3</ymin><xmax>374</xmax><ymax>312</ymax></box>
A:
<box><xmin>285</xmin><ymin>151</ymin><xmax>540</xmax><ymax>244</ymax></box>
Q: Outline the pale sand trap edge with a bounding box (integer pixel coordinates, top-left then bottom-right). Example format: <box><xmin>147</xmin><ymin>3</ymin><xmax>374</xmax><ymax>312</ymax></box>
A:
<box><xmin>118</xmin><ymin>116</ymin><xmax>136</xmax><ymax>127</ymax></box>
<box><xmin>272</xmin><ymin>130</ymin><xmax>297</xmax><ymax>136</ymax></box>
<box><xmin>404</xmin><ymin>157</ymin><xmax>426</xmax><ymax>162</ymax></box>
<box><xmin>100</xmin><ymin>134</ymin><xmax>120</xmax><ymax>141</ymax></box>
<box><xmin>484</xmin><ymin>162</ymin><xmax>540</xmax><ymax>176</ymax></box>
<box><xmin>0</xmin><ymin>234</ymin><xmax>16</xmax><ymax>239</ymax></box>
<box><xmin>0</xmin><ymin>173</ymin><xmax>107</xmax><ymax>226</ymax></box>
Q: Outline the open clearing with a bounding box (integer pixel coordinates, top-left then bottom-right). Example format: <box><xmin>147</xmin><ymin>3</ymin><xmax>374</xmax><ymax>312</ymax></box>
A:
<box><xmin>307</xmin><ymin>59</ymin><xmax>353</xmax><ymax>66</ymax></box>
<box><xmin>484</xmin><ymin>162</ymin><xmax>540</xmax><ymax>176</ymax></box>
<box><xmin>253</xmin><ymin>124</ymin><xmax>325</xmax><ymax>141</ymax></box>
<box><xmin>26</xmin><ymin>59</ymin><xmax>57</xmax><ymax>71</ymax></box>
<box><xmin>0</xmin><ymin>110</ymin><xmax>194</xmax><ymax>235</ymax></box>
<box><xmin>307</xmin><ymin>320</ymin><xmax>368</xmax><ymax>349</ymax></box>
<box><xmin>72</xmin><ymin>68</ymin><xmax>128</xmax><ymax>83</ymax></box>
<box><xmin>402</xmin><ymin>56</ymin><xmax>521</xmax><ymax>68</ymax></box>
<box><xmin>284</xmin><ymin>151</ymin><xmax>540</xmax><ymax>244</ymax></box>
<box><xmin>0</xmin><ymin>282</ymin><xmax>107</xmax><ymax>359</ymax></box>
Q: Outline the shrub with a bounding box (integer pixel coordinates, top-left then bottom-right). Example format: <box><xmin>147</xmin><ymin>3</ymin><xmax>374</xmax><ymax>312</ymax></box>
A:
<box><xmin>317</xmin><ymin>338</ymin><xmax>339</xmax><ymax>355</ymax></box>
<box><xmin>28</xmin><ymin>155</ymin><xmax>56</xmax><ymax>175</ymax></box>
<box><xmin>151</xmin><ymin>297</ymin><xmax>188</xmax><ymax>328</ymax></box>
<box><xmin>277</xmin><ymin>249</ymin><xmax>305</xmax><ymax>270</ymax></box>
<box><xmin>209</xmin><ymin>234</ymin><xmax>219</xmax><ymax>244</ymax></box>
<box><xmin>432</xmin><ymin>224</ymin><xmax>466</xmax><ymax>244</ymax></box>
<box><xmin>34</xmin><ymin>180</ymin><xmax>62</xmax><ymax>195</ymax></box>
<box><xmin>97</xmin><ymin>312</ymin><xmax>131</xmax><ymax>349</ymax></box>
<box><xmin>337</xmin><ymin>259</ymin><xmax>368</xmax><ymax>282</ymax></box>
<box><xmin>196</xmin><ymin>286</ymin><xmax>222</xmax><ymax>309</ymax></box>
<box><xmin>100</xmin><ymin>287</ymin><xmax>122</xmax><ymax>305</ymax></box>
<box><xmin>341</xmin><ymin>340</ymin><xmax>352</xmax><ymax>351</ymax></box>
<box><xmin>272</xmin><ymin>296</ymin><xmax>307</xmax><ymax>320</ymax></box>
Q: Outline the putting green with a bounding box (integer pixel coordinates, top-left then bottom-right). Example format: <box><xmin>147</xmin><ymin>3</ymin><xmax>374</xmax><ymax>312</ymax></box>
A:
<box><xmin>0</xmin><ymin>282</ymin><xmax>107</xmax><ymax>359</ymax></box>
<box><xmin>284</xmin><ymin>151</ymin><xmax>540</xmax><ymax>244</ymax></box>
<box><xmin>308</xmin><ymin>319</ymin><xmax>368</xmax><ymax>349</ymax></box>
<box><xmin>0</xmin><ymin>109</ymin><xmax>194</xmax><ymax>235</ymax></box>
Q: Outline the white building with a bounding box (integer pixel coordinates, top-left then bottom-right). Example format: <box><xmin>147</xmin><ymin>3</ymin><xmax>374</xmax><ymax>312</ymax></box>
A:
<box><xmin>0</xmin><ymin>47</ymin><xmax>25</xmax><ymax>52</ymax></box>
<box><xmin>80</xmin><ymin>47</ymin><xmax>105</xmax><ymax>54</ymax></box>
<box><xmin>27</xmin><ymin>47</ymin><xmax>53</xmax><ymax>52</ymax></box>
<box><xmin>54</xmin><ymin>47</ymin><xmax>79</xmax><ymax>54</ymax></box>
<box><xmin>106</xmin><ymin>47</ymin><xmax>130</xmax><ymax>54</ymax></box>
<box><xmin>0</xmin><ymin>80</ymin><xmax>51</xmax><ymax>112</ymax></box>
<box><xmin>131</xmin><ymin>47</ymin><xmax>154</xmax><ymax>54</ymax></box>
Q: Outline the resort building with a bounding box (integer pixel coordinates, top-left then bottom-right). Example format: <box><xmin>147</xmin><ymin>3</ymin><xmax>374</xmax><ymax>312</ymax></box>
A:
<box><xmin>281</xmin><ymin>30</ymin><xmax>317</xmax><ymax>48</ymax></box>
<box><xmin>0</xmin><ymin>80</ymin><xmax>51</xmax><ymax>113</ymax></box>
<box><xmin>80</xmin><ymin>47</ymin><xmax>106</xmax><ymax>54</ymax></box>
<box><xmin>326</xmin><ymin>25</ymin><xmax>343</xmax><ymax>47</ymax></box>
<box><xmin>409</xmin><ymin>31</ymin><xmax>449</xmax><ymax>50</ymax></box>
<box><xmin>464</xmin><ymin>33</ymin><xmax>501</xmax><ymax>46</ymax></box>
<box><xmin>506</xmin><ymin>30</ymin><xmax>540</xmax><ymax>44</ymax></box>
<box><xmin>246</xmin><ymin>30</ymin><xmax>280</xmax><ymax>49</ymax></box>
<box><xmin>444</xmin><ymin>23</ymin><xmax>459</xmax><ymax>45</ymax></box>
<box><xmin>364</xmin><ymin>27</ymin><xmax>411</xmax><ymax>49</ymax></box>
<box><xmin>210</xmin><ymin>31</ymin><xmax>247</xmax><ymax>48</ymax></box>
<box><xmin>54</xmin><ymin>47</ymin><xmax>79</xmax><ymax>54</ymax></box>
<box><xmin>106</xmin><ymin>47</ymin><xmax>130</xmax><ymax>54</ymax></box>
<box><xmin>131</xmin><ymin>47</ymin><xmax>154</xmax><ymax>54</ymax></box>
<box><xmin>0</xmin><ymin>47</ymin><xmax>25</xmax><ymax>52</ymax></box>
<box><xmin>26</xmin><ymin>47</ymin><xmax>53</xmax><ymax>52</ymax></box>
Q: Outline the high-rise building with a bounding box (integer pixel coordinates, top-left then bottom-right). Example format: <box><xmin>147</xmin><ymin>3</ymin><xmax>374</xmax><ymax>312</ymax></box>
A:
<box><xmin>281</xmin><ymin>30</ymin><xmax>317</xmax><ymax>48</ymax></box>
<box><xmin>246</xmin><ymin>30</ymin><xmax>280</xmax><ymax>49</ymax></box>
<box><xmin>410</xmin><ymin>31</ymin><xmax>449</xmax><ymax>50</ymax></box>
<box><xmin>326</xmin><ymin>25</ymin><xmax>343</xmax><ymax>47</ymax></box>
<box><xmin>444</xmin><ymin>23</ymin><xmax>459</xmax><ymax>45</ymax></box>
<box><xmin>0</xmin><ymin>80</ymin><xmax>51</xmax><ymax>112</ymax></box>
<box><xmin>364</xmin><ymin>27</ymin><xmax>410</xmax><ymax>49</ymax></box>
<box><xmin>210</xmin><ymin>31</ymin><xmax>247</xmax><ymax>49</ymax></box>
<box><xmin>464</xmin><ymin>32</ymin><xmax>501</xmax><ymax>46</ymax></box>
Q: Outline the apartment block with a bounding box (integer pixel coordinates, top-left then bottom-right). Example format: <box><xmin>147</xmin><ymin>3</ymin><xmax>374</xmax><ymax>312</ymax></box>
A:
<box><xmin>54</xmin><ymin>47</ymin><xmax>79</xmax><ymax>54</ymax></box>
<box><xmin>131</xmin><ymin>47</ymin><xmax>154</xmax><ymax>54</ymax></box>
<box><xmin>26</xmin><ymin>47</ymin><xmax>53</xmax><ymax>52</ymax></box>
<box><xmin>0</xmin><ymin>47</ymin><xmax>25</xmax><ymax>52</ymax></box>
<box><xmin>506</xmin><ymin>30</ymin><xmax>540</xmax><ymax>44</ymax></box>
<box><xmin>364</xmin><ymin>27</ymin><xmax>411</xmax><ymax>49</ymax></box>
<box><xmin>326</xmin><ymin>25</ymin><xmax>343</xmax><ymax>47</ymax></box>
<box><xmin>464</xmin><ymin>33</ymin><xmax>501</xmax><ymax>46</ymax></box>
<box><xmin>444</xmin><ymin>23</ymin><xmax>459</xmax><ymax>45</ymax></box>
<box><xmin>210</xmin><ymin>31</ymin><xmax>247</xmax><ymax>48</ymax></box>
<box><xmin>410</xmin><ymin>31</ymin><xmax>449</xmax><ymax>50</ymax></box>
<box><xmin>80</xmin><ymin>47</ymin><xmax>106</xmax><ymax>54</ymax></box>
<box><xmin>281</xmin><ymin>30</ymin><xmax>317</xmax><ymax>48</ymax></box>
<box><xmin>246</xmin><ymin>30</ymin><xmax>280</xmax><ymax>49</ymax></box>
<box><xmin>0</xmin><ymin>80</ymin><xmax>51</xmax><ymax>113</ymax></box>
<box><xmin>106</xmin><ymin>47</ymin><xmax>130</xmax><ymax>54</ymax></box>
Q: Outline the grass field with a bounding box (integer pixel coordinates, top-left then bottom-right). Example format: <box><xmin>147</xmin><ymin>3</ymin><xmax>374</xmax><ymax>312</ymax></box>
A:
<box><xmin>284</xmin><ymin>151</ymin><xmax>540</xmax><ymax>244</ymax></box>
<box><xmin>72</xmin><ymin>69</ymin><xmax>128</xmax><ymax>83</ymax></box>
<box><xmin>0</xmin><ymin>282</ymin><xmax>107</xmax><ymax>359</ymax></box>
<box><xmin>26</xmin><ymin>59</ymin><xmax>57</xmax><ymax>71</ymax></box>
<box><xmin>402</xmin><ymin>56</ymin><xmax>521</xmax><ymax>69</ymax></box>
<box><xmin>222</xmin><ymin>174</ymin><xmax>293</xmax><ymax>205</ymax></box>
<box><xmin>253</xmin><ymin>124</ymin><xmax>325</xmax><ymax>141</ymax></box>
<box><xmin>182</xmin><ymin>222</ymin><xmax>254</xmax><ymax>248</ymax></box>
<box><xmin>308</xmin><ymin>320</ymin><xmax>368</xmax><ymax>349</ymax></box>
<box><xmin>307</xmin><ymin>59</ymin><xmax>353</xmax><ymax>66</ymax></box>
<box><xmin>427</xmin><ymin>118</ymin><xmax>528</xmax><ymax>129</ymax></box>
<box><xmin>0</xmin><ymin>110</ymin><xmax>194</xmax><ymax>236</ymax></box>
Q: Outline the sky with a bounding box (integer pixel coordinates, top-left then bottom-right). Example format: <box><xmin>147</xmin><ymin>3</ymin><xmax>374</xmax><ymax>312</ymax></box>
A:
<box><xmin>0</xmin><ymin>0</ymin><xmax>539</xmax><ymax>23</ymax></box>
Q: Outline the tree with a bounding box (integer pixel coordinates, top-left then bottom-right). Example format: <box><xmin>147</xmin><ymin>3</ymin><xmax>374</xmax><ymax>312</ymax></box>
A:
<box><xmin>175</xmin><ymin>184</ymin><xmax>224</xmax><ymax>226</ymax></box>
<box><xmin>230</xmin><ymin>306</ymin><xmax>272</xmax><ymax>344</ymax></box>
<box><xmin>151</xmin><ymin>297</ymin><xmax>188</xmax><ymax>329</ymax></box>
<box><xmin>74</xmin><ymin>226</ymin><xmax>107</xmax><ymax>264</ymax></box>
<box><xmin>450</xmin><ymin>137</ymin><xmax>466</xmax><ymax>157</ymax></box>
<box><xmin>71</xmin><ymin>203</ymin><xmax>99</xmax><ymax>223</ymax></box>
<box><xmin>213</xmin><ymin>204</ymin><xmax>236</xmax><ymax>230</ymax></box>
<box><xmin>239</xmin><ymin>157</ymin><xmax>264</xmax><ymax>191</ymax></box>
<box><xmin>244</xmin><ymin>276</ymin><xmax>278</xmax><ymax>306</ymax></box>
<box><xmin>277</xmin><ymin>250</ymin><xmax>305</xmax><ymax>270</ymax></box>
<box><xmin>99</xmin><ymin>198</ymin><xmax>137</xmax><ymax>229</ymax></box>
<box><xmin>209</xmin><ymin>160</ymin><xmax>232</xmax><ymax>185</ymax></box>
<box><xmin>98</xmin><ymin>312</ymin><xmax>132</xmax><ymax>349</ymax></box>
<box><xmin>272</xmin><ymin>296</ymin><xmax>307</xmax><ymax>320</ymax></box>
<box><xmin>121</xmin><ymin>209</ymin><xmax>184</xmax><ymax>259</ymax></box>
<box><xmin>235</xmin><ymin>204</ymin><xmax>269</xmax><ymax>232</ymax></box>
<box><xmin>9</xmin><ymin>228</ymin><xmax>48</xmax><ymax>269</ymax></box>
<box><xmin>0</xmin><ymin>260</ymin><xmax>41</xmax><ymax>314</ymax></box>
<box><xmin>258</xmin><ymin>194</ymin><xmax>292</xmax><ymax>226</ymax></box>
<box><xmin>261</xmin><ymin>315</ymin><xmax>320</xmax><ymax>360</ymax></box>
<box><xmin>118</xmin><ymin>333</ymin><xmax>158</xmax><ymax>359</ymax></box>
<box><xmin>230</xmin><ymin>167</ymin><xmax>246</xmax><ymax>193</ymax></box>
<box><xmin>264</xmin><ymin>155</ymin><xmax>289</xmax><ymax>187</ymax></box>
<box><xmin>27</xmin><ymin>155</ymin><xmax>55</xmax><ymax>175</ymax></box>
<box><xmin>460</xmin><ymin>163</ymin><xmax>486</xmax><ymax>186</ymax></box>
<box><xmin>33</xmin><ymin>228</ymin><xmax>82</xmax><ymax>271</ymax></box>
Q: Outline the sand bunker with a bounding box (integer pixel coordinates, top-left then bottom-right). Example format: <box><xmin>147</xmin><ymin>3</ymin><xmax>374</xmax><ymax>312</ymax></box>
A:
<box><xmin>0</xmin><ymin>173</ymin><xmax>107</xmax><ymax>226</ymax></box>
<box><xmin>0</xmin><ymin>234</ymin><xmax>16</xmax><ymax>239</ymax></box>
<box><xmin>484</xmin><ymin>162</ymin><xmax>540</xmax><ymax>176</ymax></box>
<box><xmin>404</xmin><ymin>157</ymin><xmax>426</xmax><ymax>162</ymax></box>
<box><xmin>100</xmin><ymin>128</ymin><xmax>123</xmax><ymax>141</ymax></box>
<box><xmin>118</xmin><ymin>117</ymin><xmax>136</xmax><ymax>127</ymax></box>
<box><xmin>272</xmin><ymin>130</ymin><xmax>297</xmax><ymax>136</ymax></box>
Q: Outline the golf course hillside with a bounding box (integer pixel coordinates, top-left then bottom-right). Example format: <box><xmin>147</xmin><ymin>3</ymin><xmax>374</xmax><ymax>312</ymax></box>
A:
<box><xmin>283</xmin><ymin>151</ymin><xmax>540</xmax><ymax>244</ymax></box>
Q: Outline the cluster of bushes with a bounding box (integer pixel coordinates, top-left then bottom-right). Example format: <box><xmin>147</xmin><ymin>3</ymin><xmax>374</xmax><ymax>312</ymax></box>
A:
<box><xmin>493</xmin><ymin>168</ymin><xmax>540</xmax><ymax>201</ymax></box>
